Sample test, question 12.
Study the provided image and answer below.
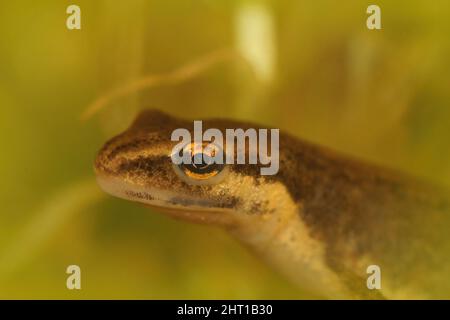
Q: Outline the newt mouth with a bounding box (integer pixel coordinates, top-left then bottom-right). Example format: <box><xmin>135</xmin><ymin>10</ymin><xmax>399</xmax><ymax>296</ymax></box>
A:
<box><xmin>95</xmin><ymin>173</ymin><xmax>236</xmax><ymax>226</ymax></box>
<box><xmin>143</xmin><ymin>203</ymin><xmax>235</xmax><ymax>226</ymax></box>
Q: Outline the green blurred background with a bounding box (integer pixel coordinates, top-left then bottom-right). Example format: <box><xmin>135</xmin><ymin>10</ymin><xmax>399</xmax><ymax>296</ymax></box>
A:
<box><xmin>0</xmin><ymin>0</ymin><xmax>450</xmax><ymax>299</ymax></box>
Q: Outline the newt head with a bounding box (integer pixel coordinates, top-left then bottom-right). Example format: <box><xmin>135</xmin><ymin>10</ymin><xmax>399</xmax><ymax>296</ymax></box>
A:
<box><xmin>94</xmin><ymin>109</ymin><xmax>286</xmax><ymax>228</ymax></box>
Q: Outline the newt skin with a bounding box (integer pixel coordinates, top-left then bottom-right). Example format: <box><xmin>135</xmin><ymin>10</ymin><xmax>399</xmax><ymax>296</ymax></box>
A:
<box><xmin>95</xmin><ymin>109</ymin><xmax>450</xmax><ymax>299</ymax></box>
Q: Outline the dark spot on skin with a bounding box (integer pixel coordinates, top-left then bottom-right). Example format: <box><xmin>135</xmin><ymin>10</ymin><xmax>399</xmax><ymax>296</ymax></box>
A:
<box><xmin>254</xmin><ymin>177</ymin><xmax>264</xmax><ymax>187</ymax></box>
<box><xmin>125</xmin><ymin>190</ymin><xmax>154</xmax><ymax>201</ymax></box>
<box><xmin>219</xmin><ymin>196</ymin><xmax>240</xmax><ymax>209</ymax></box>
<box><xmin>168</xmin><ymin>197</ymin><xmax>213</xmax><ymax>207</ymax></box>
<box><xmin>248</xmin><ymin>200</ymin><xmax>269</xmax><ymax>215</ymax></box>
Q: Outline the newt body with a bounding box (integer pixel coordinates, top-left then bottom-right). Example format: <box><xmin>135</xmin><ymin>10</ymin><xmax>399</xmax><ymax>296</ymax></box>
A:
<box><xmin>95</xmin><ymin>109</ymin><xmax>450</xmax><ymax>299</ymax></box>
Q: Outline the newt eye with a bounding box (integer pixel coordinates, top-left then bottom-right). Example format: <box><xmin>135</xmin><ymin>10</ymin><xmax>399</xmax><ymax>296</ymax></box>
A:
<box><xmin>173</xmin><ymin>142</ymin><xmax>228</xmax><ymax>184</ymax></box>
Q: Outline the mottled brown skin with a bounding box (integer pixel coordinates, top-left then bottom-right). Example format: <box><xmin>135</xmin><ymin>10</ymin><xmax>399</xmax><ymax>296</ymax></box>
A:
<box><xmin>95</xmin><ymin>109</ymin><xmax>450</xmax><ymax>299</ymax></box>
<box><xmin>277</xmin><ymin>134</ymin><xmax>450</xmax><ymax>298</ymax></box>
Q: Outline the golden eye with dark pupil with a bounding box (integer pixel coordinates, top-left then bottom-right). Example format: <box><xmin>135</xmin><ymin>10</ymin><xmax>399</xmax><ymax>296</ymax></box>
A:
<box><xmin>179</xmin><ymin>152</ymin><xmax>224</xmax><ymax>179</ymax></box>
<box><xmin>172</xmin><ymin>141</ymin><xmax>227</xmax><ymax>183</ymax></box>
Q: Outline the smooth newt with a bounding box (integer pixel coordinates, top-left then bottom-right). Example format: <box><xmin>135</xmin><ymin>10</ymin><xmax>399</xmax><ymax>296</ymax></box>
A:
<box><xmin>94</xmin><ymin>109</ymin><xmax>450</xmax><ymax>299</ymax></box>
